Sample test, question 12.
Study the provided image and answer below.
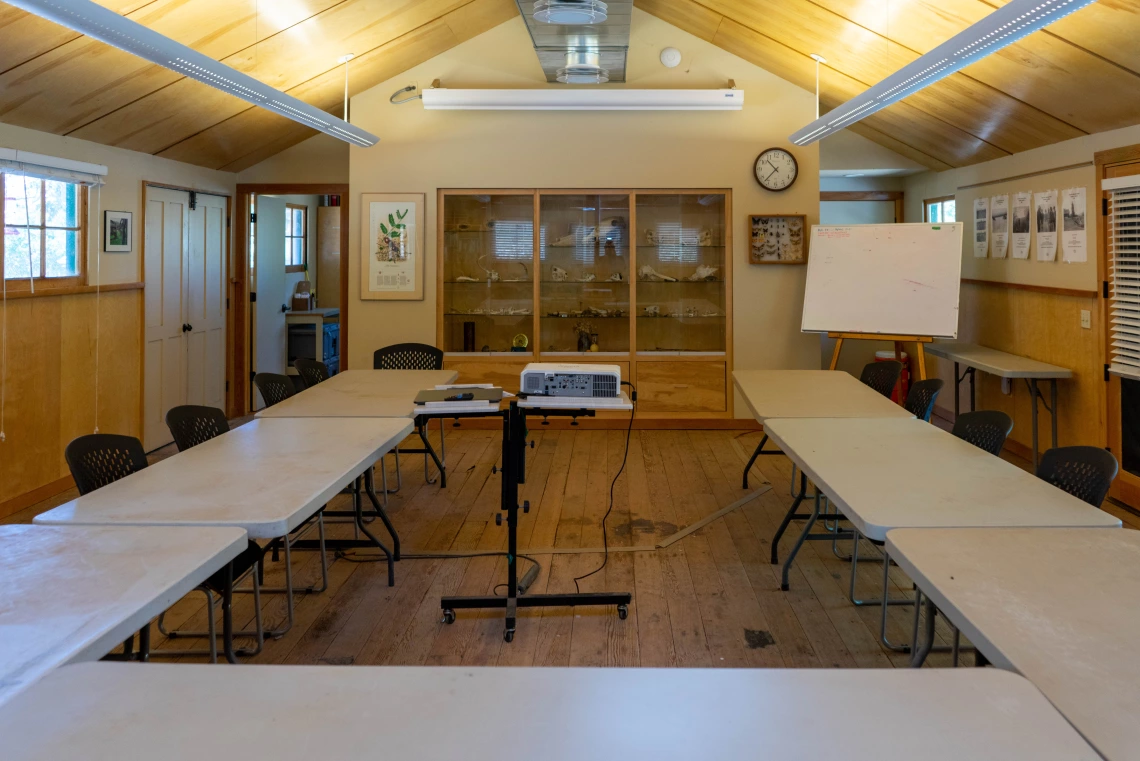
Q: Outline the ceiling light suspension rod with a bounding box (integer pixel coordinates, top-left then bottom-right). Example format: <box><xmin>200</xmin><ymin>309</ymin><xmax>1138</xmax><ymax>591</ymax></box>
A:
<box><xmin>6</xmin><ymin>0</ymin><xmax>379</xmax><ymax>148</ymax></box>
<box><xmin>789</xmin><ymin>0</ymin><xmax>1098</xmax><ymax>146</ymax></box>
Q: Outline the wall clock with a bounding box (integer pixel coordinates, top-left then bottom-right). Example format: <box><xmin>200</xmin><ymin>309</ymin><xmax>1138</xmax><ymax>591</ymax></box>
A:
<box><xmin>754</xmin><ymin>148</ymin><xmax>798</xmax><ymax>192</ymax></box>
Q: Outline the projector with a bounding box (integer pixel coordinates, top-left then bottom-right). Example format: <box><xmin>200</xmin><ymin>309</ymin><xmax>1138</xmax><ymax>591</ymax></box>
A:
<box><xmin>520</xmin><ymin>363</ymin><xmax>621</xmax><ymax>398</ymax></box>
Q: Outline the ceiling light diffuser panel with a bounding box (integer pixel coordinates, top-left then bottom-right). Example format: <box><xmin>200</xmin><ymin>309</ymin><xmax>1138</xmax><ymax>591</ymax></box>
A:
<box><xmin>6</xmin><ymin>0</ymin><xmax>379</xmax><ymax>148</ymax></box>
<box><xmin>789</xmin><ymin>0</ymin><xmax>1098</xmax><ymax>146</ymax></box>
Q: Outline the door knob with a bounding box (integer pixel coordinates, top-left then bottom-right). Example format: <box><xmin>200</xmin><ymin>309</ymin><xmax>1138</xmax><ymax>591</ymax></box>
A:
<box><xmin>181</xmin><ymin>323</ymin><xmax>190</xmax><ymax>332</ymax></box>
<box><xmin>281</xmin><ymin>304</ymin><xmax>288</xmax><ymax>313</ymax></box>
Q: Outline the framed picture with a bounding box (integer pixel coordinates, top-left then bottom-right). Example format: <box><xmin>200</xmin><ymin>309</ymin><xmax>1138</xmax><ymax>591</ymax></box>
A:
<box><xmin>749</xmin><ymin>214</ymin><xmax>807</xmax><ymax>264</ymax></box>
<box><xmin>361</xmin><ymin>192</ymin><xmax>425</xmax><ymax>301</ymax></box>
<box><xmin>104</xmin><ymin>210</ymin><xmax>132</xmax><ymax>253</ymax></box>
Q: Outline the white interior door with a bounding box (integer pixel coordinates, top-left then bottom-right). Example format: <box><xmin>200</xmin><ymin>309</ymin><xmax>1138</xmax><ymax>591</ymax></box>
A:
<box><xmin>254</xmin><ymin>195</ymin><xmax>287</xmax><ymax>408</ymax></box>
<box><xmin>143</xmin><ymin>187</ymin><xmax>188</xmax><ymax>450</ymax></box>
<box><xmin>185</xmin><ymin>193</ymin><xmax>227</xmax><ymax>410</ymax></box>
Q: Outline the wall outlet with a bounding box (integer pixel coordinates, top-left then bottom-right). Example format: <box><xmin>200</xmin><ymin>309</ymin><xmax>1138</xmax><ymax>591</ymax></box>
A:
<box><xmin>1080</xmin><ymin>309</ymin><xmax>1091</xmax><ymax>329</ymax></box>
<box><xmin>1001</xmin><ymin>377</ymin><xmax>1012</xmax><ymax>395</ymax></box>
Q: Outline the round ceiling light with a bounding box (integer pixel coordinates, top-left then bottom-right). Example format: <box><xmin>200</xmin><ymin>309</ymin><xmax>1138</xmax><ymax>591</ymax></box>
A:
<box><xmin>557</xmin><ymin>50</ymin><xmax>609</xmax><ymax>84</ymax></box>
<box><xmin>533</xmin><ymin>0</ymin><xmax>608</xmax><ymax>25</ymax></box>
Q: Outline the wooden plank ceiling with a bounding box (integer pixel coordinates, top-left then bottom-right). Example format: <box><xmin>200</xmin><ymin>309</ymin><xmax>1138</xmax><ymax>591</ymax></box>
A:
<box><xmin>0</xmin><ymin>0</ymin><xmax>1134</xmax><ymax>172</ymax></box>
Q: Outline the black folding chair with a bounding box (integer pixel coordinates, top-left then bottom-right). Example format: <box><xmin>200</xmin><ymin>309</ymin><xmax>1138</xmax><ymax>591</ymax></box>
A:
<box><xmin>951</xmin><ymin>410</ymin><xmax>1013</xmax><ymax>456</ymax></box>
<box><xmin>904</xmin><ymin>378</ymin><xmax>944</xmax><ymax>422</ymax></box>
<box><xmin>860</xmin><ymin>360</ymin><xmax>903</xmax><ymax>398</ymax></box>
<box><xmin>294</xmin><ymin>358</ymin><xmax>330</xmax><ymax>389</ymax></box>
<box><xmin>1037</xmin><ymin>446</ymin><xmax>1118</xmax><ymax>507</ymax></box>
<box><xmin>374</xmin><ymin>342</ymin><xmax>446</xmax><ymax>488</ymax></box>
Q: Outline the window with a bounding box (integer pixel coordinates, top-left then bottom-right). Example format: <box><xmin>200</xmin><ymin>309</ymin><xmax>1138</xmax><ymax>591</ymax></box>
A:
<box><xmin>924</xmin><ymin>195</ymin><xmax>956</xmax><ymax>224</ymax></box>
<box><xmin>2</xmin><ymin>173</ymin><xmax>87</xmax><ymax>285</ymax></box>
<box><xmin>285</xmin><ymin>203</ymin><xmax>307</xmax><ymax>273</ymax></box>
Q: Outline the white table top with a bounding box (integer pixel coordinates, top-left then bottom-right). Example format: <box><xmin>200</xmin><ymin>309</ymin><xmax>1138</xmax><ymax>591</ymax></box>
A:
<box><xmin>0</xmin><ymin>525</ymin><xmax>245</xmax><ymax>706</ymax></box>
<box><xmin>256</xmin><ymin>369</ymin><xmax>459</xmax><ymax>419</ymax></box>
<box><xmin>0</xmin><ymin>663</ymin><xmax>1099</xmax><ymax>760</ymax></box>
<box><xmin>34</xmin><ymin>418</ymin><xmax>412</xmax><ymax>538</ymax></box>
<box><xmin>763</xmin><ymin>417</ymin><xmax>1120</xmax><ymax>541</ymax></box>
<box><xmin>886</xmin><ymin>528</ymin><xmax>1138</xmax><ymax>761</ymax></box>
<box><xmin>925</xmin><ymin>342</ymin><xmax>1072</xmax><ymax>379</ymax></box>
<box><xmin>732</xmin><ymin>370</ymin><xmax>913</xmax><ymax>422</ymax></box>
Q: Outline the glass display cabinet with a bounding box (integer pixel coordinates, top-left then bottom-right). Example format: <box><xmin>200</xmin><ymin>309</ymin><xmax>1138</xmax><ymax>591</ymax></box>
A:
<box><xmin>439</xmin><ymin>189</ymin><xmax>732</xmax><ymax>417</ymax></box>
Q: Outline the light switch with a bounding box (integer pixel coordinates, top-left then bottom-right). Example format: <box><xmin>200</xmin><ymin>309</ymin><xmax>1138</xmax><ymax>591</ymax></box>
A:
<box><xmin>1080</xmin><ymin>309</ymin><xmax>1091</xmax><ymax>329</ymax></box>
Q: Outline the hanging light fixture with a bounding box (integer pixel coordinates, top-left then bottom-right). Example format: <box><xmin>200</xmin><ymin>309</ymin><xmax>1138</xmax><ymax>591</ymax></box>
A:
<box><xmin>533</xmin><ymin>0</ymin><xmax>608</xmax><ymax>25</ymax></box>
<box><xmin>6</xmin><ymin>0</ymin><xmax>379</xmax><ymax>148</ymax></box>
<box><xmin>557</xmin><ymin>51</ymin><xmax>609</xmax><ymax>84</ymax></box>
<box><xmin>789</xmin><ymin>0</ymin><xmax>1098</xmax><ymax>146</ymax></box>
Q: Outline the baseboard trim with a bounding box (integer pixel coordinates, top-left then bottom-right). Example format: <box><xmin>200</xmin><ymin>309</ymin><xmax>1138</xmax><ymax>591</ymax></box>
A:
<box><xmin>0</xmin><ymin>475</ymin><xmax>75</xmax><ymax>520</ymax></box>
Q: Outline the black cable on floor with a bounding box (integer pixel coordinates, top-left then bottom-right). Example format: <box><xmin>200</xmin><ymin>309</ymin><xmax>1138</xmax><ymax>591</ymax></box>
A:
<box><xmin>572</xmin><ymin>381</ymin><xmax>636</xmax><ymax>594</ymax></box>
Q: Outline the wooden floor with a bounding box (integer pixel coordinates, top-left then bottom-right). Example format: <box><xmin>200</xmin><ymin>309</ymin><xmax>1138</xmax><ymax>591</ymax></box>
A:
<box><xmin>13</xmin><ymin>425</ymin><xmax>1140</xmax><ymax>669</ymax></box>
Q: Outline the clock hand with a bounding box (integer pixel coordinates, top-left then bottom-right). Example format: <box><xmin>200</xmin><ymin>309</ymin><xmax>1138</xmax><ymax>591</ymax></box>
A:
<box><xmin>767</xmin><ymin>160</ymin><xmax>779</xmax><ymax>172</ymax></box>
<box><xmin>765</xmin><ymin>166</ymin><xmax>779</xmax><ymax>181</ymax></box>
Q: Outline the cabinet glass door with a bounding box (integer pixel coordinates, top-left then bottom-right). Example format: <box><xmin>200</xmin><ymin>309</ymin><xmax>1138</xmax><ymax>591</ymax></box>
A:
<box><xmin>635</xmin><ymin>193</ymin><xmax>727</xmax><ymax>353</ymax></box>
<box><xmin>538</xmin><ymin>194</ymin><xmax>631</xmax><ymax>354</ymax></box>
<box><xmin>441</xmin><ymin>194</ymin><xmax>534</xmax><ymax>353</ymax></box>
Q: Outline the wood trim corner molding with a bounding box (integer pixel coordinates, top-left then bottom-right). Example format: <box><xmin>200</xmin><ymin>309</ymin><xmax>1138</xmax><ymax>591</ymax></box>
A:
<box><xmin>961</xmin><ymin>278</ymin><xmax>1097</xmax><ymax>299</ymax></box>
<box><xmin>2</xmin><ymin>281</ymin><xmax>143</xmax><ymax>300</ymax></box>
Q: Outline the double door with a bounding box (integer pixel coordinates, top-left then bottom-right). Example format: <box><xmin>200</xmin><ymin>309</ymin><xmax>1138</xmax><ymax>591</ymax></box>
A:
<box><xmin>143</xmin><ymin>186</ymin><xmax>228</xmax><ymax>450</ymax></box>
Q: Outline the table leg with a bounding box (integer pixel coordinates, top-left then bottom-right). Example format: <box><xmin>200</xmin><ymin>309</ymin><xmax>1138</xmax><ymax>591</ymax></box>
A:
<box><xmin>222</xmin><ymin>561</ymin><xmax>237</xmax><ymax>664</ymax></box>
<box><xmin>353</xmin><ymin>473</ymin><xmax>395</xmax><ymax>586</ymax></box>
<box><xmin>781</xmin><ymin>489</ymin><xmax>821</xmax><ymax>591</ymax></box>
<box><xmin>1031</xmin><ymin>378</ymin><xmax>1040</xmax><ymax>472</ymax></box>
<box><xmin>138</xmin><ymin>622</ymin><xmax>150</xmax><ymax>662</ymax></box>
<box><xmin>1050</xmin><ymin>378</ymin><xmax>1059</xmax><ymax>450</ymax></box>
<box><xmin>910</xmin><ymin>594</ymin><xmax>936</xmax><ymax>668</ymax></box>
<box><xmin>418</xmin><ymin>420</ymin><xmax>446</xmax><ymax>487</ymax></box>
<box><xmin>364</xmin><ymin>467</ymin><xmax>400</xmax><ymax>561</ymax></box>
<box><xmin>771</xmin><ymin>469</ymin><xmax>807</xmax><ymax>565</ymax></box>
<box><xmin>970</xmin><ymin>368</ymin><xmax>976</xmax><ymax>412</ymax></box>
<box><xmin>743</xmin><ymin>434</ymin><xmax>769</xmax><ymax>489</ymax></box>
<box><xmin>954</xmin><ymin>362</ymin><xmax>960</xmax><ymax>419</ymax></box>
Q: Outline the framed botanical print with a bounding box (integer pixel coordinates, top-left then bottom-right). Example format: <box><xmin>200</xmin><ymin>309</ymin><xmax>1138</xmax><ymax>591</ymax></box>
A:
<box><xmin>749</xmin><ymin>214</ymin><xmax>807</xmax><ymax>264</ymax></box>
<box><xmin>104</xmin><ymin>210</ymin><xmax>132</xmax><ymax>253</ymax></box>
<box><xmin>361</xmin><ymin>192</ymin><xmax>425</xmax><ymax>300</ymax></box>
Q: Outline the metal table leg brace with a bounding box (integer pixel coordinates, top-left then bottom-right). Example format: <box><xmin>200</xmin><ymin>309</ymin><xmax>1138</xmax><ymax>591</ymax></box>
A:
<box><xmin>440</xmin><ymin>401</ymin><xmax>631</xmax><ymax>643</ymax></box>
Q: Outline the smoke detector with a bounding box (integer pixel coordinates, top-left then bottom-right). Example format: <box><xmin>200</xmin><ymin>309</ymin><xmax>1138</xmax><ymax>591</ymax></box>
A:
<box><xmin>557</xmin><ymin>50</ymin><xmax>610</xmax><ymax>84</ymax></box>
<box><xmin>534</xmin><ymin>0</ymin><xmax>608</xmax><ymax>25</ymax></box>
<box><xmin>660</xmin><ymin>47</ymin><xmax>682</xmax><ymax>68</ymax></box>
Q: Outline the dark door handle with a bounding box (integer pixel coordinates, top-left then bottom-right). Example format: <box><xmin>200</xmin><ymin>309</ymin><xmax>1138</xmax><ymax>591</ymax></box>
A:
<box><xmin>186</xmin><ymin>324</ymin><xmax>194</xmax><ymax>332</ymax></box>
<box><xmin>181</xmin><ymin>323</ymin><xmax>190</xmax><ymax>332</ymax></box>
<box><xmin>281</xmin><ymin>304</ymin><xmax>288</xmax><ymax>313</ymax></box>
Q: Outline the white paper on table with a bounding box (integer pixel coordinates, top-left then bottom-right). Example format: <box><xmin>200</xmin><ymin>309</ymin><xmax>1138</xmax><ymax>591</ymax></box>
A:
<box><xmin>973</xmin><ymin>197</ymin><xmax>989</xmax><ymax>258</ymax></box>
<box><xmin>1035</xmin><ymin>189</ymin><xmax>1058</xmax><ymax>262</ymax></box>
<box><xmin>990</xmin><ymin>194</ymin><xmax>1009</xmax><ymax>259</ymax></box>
<box><xmin>1011</xmin><ymin>191</ymin><xmax>1032</xmax><ymax>259</ymax></box>
<box><xmin>1061</xmin><ymin>186</ymin><xmax>1087</xmax><ymax>263</ymax></box>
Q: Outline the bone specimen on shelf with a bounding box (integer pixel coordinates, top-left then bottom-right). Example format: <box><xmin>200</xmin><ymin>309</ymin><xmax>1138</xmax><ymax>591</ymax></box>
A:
<box><xmin>638</xmin><ymin>264</ymin><xmax>677</xmax><ymax>282</ymax></box>
<box><xmin>455</xmin><ymin>275</ymin><xmax>479</xmax><ymax>283</ymax></box>
<box><xmin>477</xmin><ymin>255</ymin><xmax>500</xmax><ymax>281</ymax></box>
<box><xmin>580</xmin><ymin>273</ymin><xmax>597</xmax><ymax>282</ymax></box>
<box><xmin>644</xmin><ymin>230</ymin><xmax>658</xmax><ymax>245</ymax></box>
<box><xmin>686</xmin><ymin>265</ymin><xmax>719</xmax><ymax>281</ymax></box>
<box><xmin>550</xmin><ymin>266</ymin><xmax>569</xmax><ymax>282</ymax></box>
<box><xmin>606</xmin><ymin>272</ymin><xmax>625</xmax><ymax>282</ymax></box>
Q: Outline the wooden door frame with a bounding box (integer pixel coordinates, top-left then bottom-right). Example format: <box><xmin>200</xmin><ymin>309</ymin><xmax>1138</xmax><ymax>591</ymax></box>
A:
<box><xmin>233</xmin><ymin>183</ymin><xmax>349</xmax><ymax>417</ymax></box>
<box><xmin>140</xmin><ymin>181</ymin><xmax>232</xmax><ymax>437</ymax></box>
<box><xmin>820</xmin><ymin>190</ymin><xmax>904</xmax><ymax>223</ymax></box>
<box><xmin>1095</xmin><ymin>144</ymin><xmax>1140</xmax><ymax>506</ymax></box>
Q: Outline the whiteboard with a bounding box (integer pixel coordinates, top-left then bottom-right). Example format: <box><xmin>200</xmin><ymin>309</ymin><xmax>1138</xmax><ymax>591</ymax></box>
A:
<box><xmin>801</xmin><ymin>223</ymin><xmax>964</xmax><ymax>338</ymax></box>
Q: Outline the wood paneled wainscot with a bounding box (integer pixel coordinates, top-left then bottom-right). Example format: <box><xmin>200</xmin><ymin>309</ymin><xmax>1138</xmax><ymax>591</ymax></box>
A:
<box><xmin>0</xmin><ymin>287</ymin><xmax>142</xmax><ymax>518</ymax></box>
<box><xmin>636</xmin><ymin>360</ymin><xmax>727</xmax><ymax>414</ymax></box>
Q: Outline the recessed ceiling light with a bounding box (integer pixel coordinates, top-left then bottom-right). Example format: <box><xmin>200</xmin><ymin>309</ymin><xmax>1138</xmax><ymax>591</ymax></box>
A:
<box><xmin>534</xmin><ymin>0</ymin><xmax>608</xmax><ymax>25</ymax></box>
<box><xmin>557</xmin><ymin>51</ymin><xmax>609</xmax><ymax>84</ymax></box>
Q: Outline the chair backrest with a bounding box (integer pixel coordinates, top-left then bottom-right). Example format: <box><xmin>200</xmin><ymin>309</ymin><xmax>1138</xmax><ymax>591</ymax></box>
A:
<box><xmin>64</xmin><ymin>434</ymin><xmax>149</xmax><ymax>496</ymax></box>
<box><xmin>293</xmin><ymin>358</ymin><xmax>330</xmax><ymax>389</ymax></box>
<box><xmin>1036</xmin><ymin>446</ymin><xmax>1119</xmax><ymax>507</ymax></box>
<box><xmin>254</xmin><ymin>373</ymin><xmax>296</xmax><ymax>407</ymax></box>
<box><xmin>165</xmin><ymin>405</ymin><xmax>230</xmax><ymax>452</ymax></box>
<box><xmin>904</xmin><ymin>378</ymin><xmax>944</xmax><ymax>422</ymax></box>
<box><xmin>859</xmin><ymin>360</ymin><xmax>903</xmax><ymax>398</ymax></box>
<box><xmin>373</xmin><ymin>342</ymin><xmax>443</xmax><ymax>371</ymax></box>
<box><xmin>951</xmin><ymin>410</ymin><xmax>1013</xmax><ymax>456</ymax></box>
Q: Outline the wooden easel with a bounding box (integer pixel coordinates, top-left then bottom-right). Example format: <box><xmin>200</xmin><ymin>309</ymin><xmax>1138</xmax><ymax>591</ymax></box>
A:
<box><xmin>829</xmin><ymin>333</ymin><xmax>932</xmax><ymax>402</ymax></box>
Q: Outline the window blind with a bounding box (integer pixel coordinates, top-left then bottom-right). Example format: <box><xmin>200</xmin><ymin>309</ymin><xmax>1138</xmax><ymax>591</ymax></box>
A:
<box><xmin>1108</xmin><ymin>176</ymin><xmax>1140</xmax><ymax>380</ymax></box>
<box><xmin>0</xmin><ymin>148</ymin><xmax>107</xmax><ymax>186</ymax></box>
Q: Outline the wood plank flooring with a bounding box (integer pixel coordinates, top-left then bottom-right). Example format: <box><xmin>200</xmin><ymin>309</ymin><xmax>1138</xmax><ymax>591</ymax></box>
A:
<box><xmin>11</xmin><ymin>425</ymin><xmax>1140</xmax><ymax>669</ymax></box>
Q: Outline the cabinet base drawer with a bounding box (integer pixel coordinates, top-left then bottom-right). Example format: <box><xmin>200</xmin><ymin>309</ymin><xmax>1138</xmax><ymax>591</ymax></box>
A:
<box><xmin>636</xmin><ymin>361</ymin><xmax>726</xmax><ymax>413</ymax></box>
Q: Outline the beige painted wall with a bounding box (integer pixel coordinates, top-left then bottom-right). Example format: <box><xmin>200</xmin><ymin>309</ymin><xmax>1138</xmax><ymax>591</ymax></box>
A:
<box><xmin>0</xmin><ymin>121</ymin><xmax>235</xmax><ymax>285</ymax></box>
<box><xmin>345</xmin><ymin>10</ymin><xmax>820</xmax><ymax>413</ymax></box>
<box><xmin>238</xmin><ymin>133</ymin><xmax>349</xmax><ymax>186</ymax></box>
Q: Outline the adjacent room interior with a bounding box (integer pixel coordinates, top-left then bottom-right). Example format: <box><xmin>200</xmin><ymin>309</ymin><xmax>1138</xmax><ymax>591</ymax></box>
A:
<box><xmin>2</xmin><ymin>2</ymin><xmax>1139</xmax><ymax>759</ymax></box>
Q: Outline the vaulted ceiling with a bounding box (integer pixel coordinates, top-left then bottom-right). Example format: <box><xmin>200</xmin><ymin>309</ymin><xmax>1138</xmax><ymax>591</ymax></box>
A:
<box><xmin>0</xmin><ymin>0</ymin><xmax>1134</xmax><ymax>173</ymax></box>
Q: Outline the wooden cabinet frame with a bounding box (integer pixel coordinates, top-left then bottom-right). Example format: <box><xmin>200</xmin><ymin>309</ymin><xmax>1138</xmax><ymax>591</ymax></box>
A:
<box><xmin>437</xmin><ymin>188</ymin><xmax>734</xmax><ymax>420</ymax></box>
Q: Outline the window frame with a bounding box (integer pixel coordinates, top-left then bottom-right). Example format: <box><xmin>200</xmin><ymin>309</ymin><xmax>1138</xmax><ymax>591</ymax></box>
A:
<box><xmin>924</xmin><ymin>195</ymin><xmax>956</xmax><ymax>224</ymax></box>
<box><xmin>1</xmin><ymin>172</ymin><xmax>89</xmax><ymax>290</ymax></box>
<box><xmin>285</xmin><ymin>203</ymin><xmax>307</xmax><ymax>274</ymax></box>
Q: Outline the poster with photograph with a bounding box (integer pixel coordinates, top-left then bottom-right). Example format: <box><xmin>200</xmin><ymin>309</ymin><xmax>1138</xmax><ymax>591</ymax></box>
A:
<box><xmin>1035</xmin><ymin>190</ymin><xmax>1058</xmax><ymax>262</ymax></box>
<box><xmin>990</xmin><ymin>194</ymin><xmax>1009</xmax><ymax>259</ymax></box>
<box><xmin>973</xmin><ymin>197</ymin><xmax>989</xmax><ymax>258</ymax></box>
<box><xmin>1011</xmin><ymin>191</ymin><xmax>1032</xmax><ymax>259</ymax></box>
<box><xmin>103</xmin><ymin>210</ymin><xmax>132</xmax><ymax>253</ymax></box>
<box><xmin>360</xmin><ymin>193</ymin><xmax>425</xmax><ymax>300</ymax></box>
<box><xmin>1061</xmin><ymin>186</ymin><xmax>1087</xmax><ymax>263</ymax></box>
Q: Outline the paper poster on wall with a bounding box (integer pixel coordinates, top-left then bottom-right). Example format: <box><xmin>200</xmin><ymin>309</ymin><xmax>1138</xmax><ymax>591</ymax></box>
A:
<box><xmin>973</xmin><ymin>197</ymin><xmax>989</xmax><ymax>258</ymax></box>
<box><xmin>1035</xmin><ymin>190</ymin><xmax>1058</xmax><ymax>262</ymax></box>
<box><xmin>1061</xmin><ymin>186</ymin><xmax>1087</xmax><ymax>263</ymax></box>
<box><xmin>360</xmin><ymin>192</ymin><xmax>425</xmax><ymax>301</ymax></box>
<box><xmin>1011</xmin><ymin>191</ymin><xmax>1032</xmax><ymax>259</ymax></box>
<box><xmin>990</xmin><ymin>194</ymin><xmax>1009</xmax><ymax>259</ymax></box>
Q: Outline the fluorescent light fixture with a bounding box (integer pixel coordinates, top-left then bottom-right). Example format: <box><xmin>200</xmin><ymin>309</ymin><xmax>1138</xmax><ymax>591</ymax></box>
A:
<box><xmin>533</xmin><ymin>0</ymin><xmax>608</xmax><ymax>24</ymax></box>
<box><xmin>6</xmin><ymin>0</ymin><xmax>379</xmax><ymax>148</ymax></box>
<box><xmin>421</xmin><ymin>88</ymin><xmax>744</xmax><ymax>110</ymax></box>
<box><xmin>557</xmin><ymin>51</ymin><xmax>609</xmax><ymax>84</ymax></box>
<box><xmin>790</xmin><ymin>0</ymin><xmax>1098</xmax><ymax>146</ymax></box>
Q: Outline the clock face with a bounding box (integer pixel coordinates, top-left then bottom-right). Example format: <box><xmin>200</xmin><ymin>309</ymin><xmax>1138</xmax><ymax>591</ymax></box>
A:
<box><xmin>755</xmin><ymin>148</ymin><xmax>798</xmax><ymax>192</ymax></box>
